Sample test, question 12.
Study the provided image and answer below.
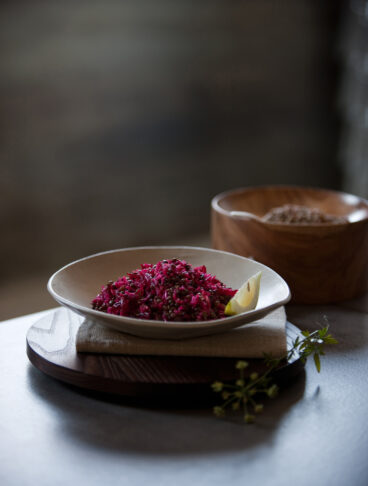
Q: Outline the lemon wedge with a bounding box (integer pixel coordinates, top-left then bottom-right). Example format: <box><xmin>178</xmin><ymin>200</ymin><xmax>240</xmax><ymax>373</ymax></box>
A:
<box><xmin>225</xmin><ymin>271</ymin><xmax>262</xmax><ymax>316</ymax></box>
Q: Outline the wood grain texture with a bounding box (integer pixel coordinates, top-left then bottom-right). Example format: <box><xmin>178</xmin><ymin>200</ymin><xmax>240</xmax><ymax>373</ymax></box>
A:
<box><xmin>212</xmin><ymin>186</ymin><xmax>368</xmax><ymax>304</ymax></box>
<box><xmin>26</xmin><ymin>308</ymin><xmax>303</xmax><ymax>404</ymax></box>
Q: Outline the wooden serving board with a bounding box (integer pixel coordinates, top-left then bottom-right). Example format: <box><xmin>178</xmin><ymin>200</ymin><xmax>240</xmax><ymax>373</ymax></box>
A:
<box><xmin>26</xmin><ymin>308</ymin><xmax>304</xmax><ymax>405</ymax></box>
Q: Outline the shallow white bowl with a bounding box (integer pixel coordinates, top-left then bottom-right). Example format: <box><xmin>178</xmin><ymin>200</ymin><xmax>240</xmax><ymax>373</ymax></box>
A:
<box><xmin>47</xmin><ymin>246</ymin><xmax>291</xmax><ymax>339</ymax></box>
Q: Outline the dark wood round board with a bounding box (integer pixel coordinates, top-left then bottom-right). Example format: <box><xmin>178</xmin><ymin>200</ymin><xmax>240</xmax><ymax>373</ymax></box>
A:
<box><xmin>26</xmin><ymin>308</ymin><xmax>304</xmax><ymax>405</ymax></box>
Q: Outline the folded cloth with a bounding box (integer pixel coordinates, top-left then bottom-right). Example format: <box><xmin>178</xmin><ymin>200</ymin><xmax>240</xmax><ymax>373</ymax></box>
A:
<box><xmin>76</xmin><ymin>307</ymin><xmax>287</xmax><ymax>358</ymax></box>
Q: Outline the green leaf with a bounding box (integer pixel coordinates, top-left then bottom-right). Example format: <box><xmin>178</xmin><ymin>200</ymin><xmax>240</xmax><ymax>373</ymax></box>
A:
<box><xmin>318</xmin><ymin>327</ymin><xmax>328</xmax><ymax>337</ymax></box>
<box><xmin>325</xmin><ymin>336</ymin><xmax>338</xmax><ymax>344</ymax></box>
<box><xmin>313</xmin><ymin>353</ymin><xmax>321</xmax><ymax>373</ymax></box>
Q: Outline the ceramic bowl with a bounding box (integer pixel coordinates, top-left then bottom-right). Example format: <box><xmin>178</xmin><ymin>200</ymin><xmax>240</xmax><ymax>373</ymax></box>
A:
<box><xmin>47</xmin><ymin>246</ymin><xmax>290</xmax><ymax>339</ymax></box>
<box><xmin>212</xmin><ymin>186</ymin><xmax>368</xmax><ymax>304</ymax></box>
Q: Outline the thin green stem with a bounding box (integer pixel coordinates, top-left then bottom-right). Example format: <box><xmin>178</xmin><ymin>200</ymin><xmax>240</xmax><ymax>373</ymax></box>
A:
<box><xmin>212</xmin><ymin>324</ymin><xmax>337</xmax><ymax>423</ymax></box>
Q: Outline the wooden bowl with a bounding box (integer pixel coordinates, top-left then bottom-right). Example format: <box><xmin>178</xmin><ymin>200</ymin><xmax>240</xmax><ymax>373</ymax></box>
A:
<box><xmin>211</xmin><ymin>186</ymin><xmax>368</xmax><ymax>304</ymax></box>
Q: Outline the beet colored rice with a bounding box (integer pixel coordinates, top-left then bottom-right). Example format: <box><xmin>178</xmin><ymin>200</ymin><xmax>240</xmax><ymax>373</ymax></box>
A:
<box><xmin>92</xmin><ymin>258</ymin><xmax>236</xmax><ymax>322</ymax></box>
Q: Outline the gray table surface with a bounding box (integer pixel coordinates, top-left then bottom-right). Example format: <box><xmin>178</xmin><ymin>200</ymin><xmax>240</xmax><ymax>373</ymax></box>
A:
<box><xmin>1</xmin><ymin>296</ymin><xmax>368</xmax><ymax>486</ymax></box>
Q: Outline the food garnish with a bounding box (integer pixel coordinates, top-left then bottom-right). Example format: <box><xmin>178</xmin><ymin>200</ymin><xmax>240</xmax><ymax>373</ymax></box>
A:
<box><xmin>224</xmin><ymin>271</ymin><xmax>262</xmax><ymax>316</ymax></box>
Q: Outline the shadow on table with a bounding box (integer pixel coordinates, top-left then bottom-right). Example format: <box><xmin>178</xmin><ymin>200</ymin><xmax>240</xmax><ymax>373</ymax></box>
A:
<box><xmin>27</xmin><ymin>364</ymin><xmax>306</xmax><ymax>456</ymax></box>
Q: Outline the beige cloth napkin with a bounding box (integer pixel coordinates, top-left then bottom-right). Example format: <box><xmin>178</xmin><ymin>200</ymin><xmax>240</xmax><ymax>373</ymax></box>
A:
<box><xmin>76</xmin><ymin>307</ymin><xmax>287</xmax><ymax>358</ymax></box>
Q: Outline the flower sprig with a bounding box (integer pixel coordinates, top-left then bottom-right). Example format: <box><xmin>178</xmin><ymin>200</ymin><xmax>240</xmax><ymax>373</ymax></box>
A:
<box><xmin>211</xmin><ymin>325</ymin><xmax>337</xmax><ymax>423</ymax></box>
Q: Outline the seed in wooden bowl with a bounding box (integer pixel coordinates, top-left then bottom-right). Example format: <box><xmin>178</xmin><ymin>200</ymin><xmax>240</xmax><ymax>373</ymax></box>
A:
<box><xmin>262</xmin><ymin>204</ymin><xmax>347</xmax><ymax>224</ymax></box>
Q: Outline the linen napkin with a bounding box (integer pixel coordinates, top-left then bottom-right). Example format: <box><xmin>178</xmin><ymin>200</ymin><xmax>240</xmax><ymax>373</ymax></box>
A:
<box><xmin>76</xmin><ymin>307</ymin><xmax>287</xmax><ymax>358</ymax></box>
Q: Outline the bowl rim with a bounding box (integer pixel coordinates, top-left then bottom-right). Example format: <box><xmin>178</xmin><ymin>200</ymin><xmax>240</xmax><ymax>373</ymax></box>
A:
<box><xmin>47</xmin><ymin>245</ymin><xmax>291</xmax><ymax>329</ymax></box>
<box><xmin>211</xmin><ymin>184</ymin><xmax>368</xmax><ymax>227</ymax></box>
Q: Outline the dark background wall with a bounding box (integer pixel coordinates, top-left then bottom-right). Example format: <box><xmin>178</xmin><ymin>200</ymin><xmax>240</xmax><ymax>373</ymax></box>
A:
<box><xmin>0</xmin><ymin>0</ymin><xmax>343</xmax><ymax>318</ymax></box>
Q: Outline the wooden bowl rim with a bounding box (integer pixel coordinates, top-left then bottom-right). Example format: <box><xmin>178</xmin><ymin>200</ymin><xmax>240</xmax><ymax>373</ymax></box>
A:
<box><xmin>212</xmin><ymin>185</ymin><xmax>368</xmax><ymax>227</ymax></box>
